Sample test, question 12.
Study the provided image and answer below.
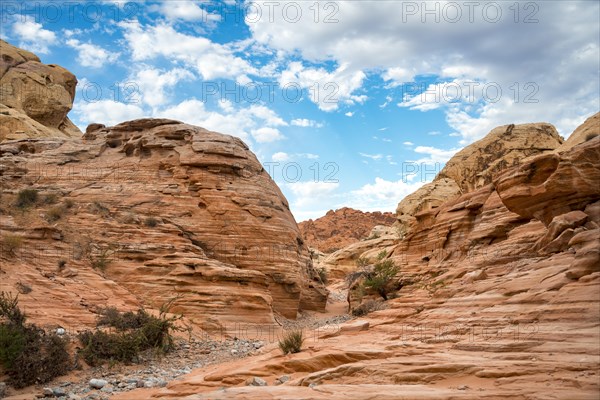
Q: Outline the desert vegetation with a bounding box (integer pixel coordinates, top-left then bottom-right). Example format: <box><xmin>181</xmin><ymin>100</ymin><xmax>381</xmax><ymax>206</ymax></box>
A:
<box><xmin>0</xmin><ymin>292</ymin><xmax>71</xmax><ymax>388</ymax></box>
<box><xmin>278</xmin><ymin>329</ymin><xmax>304</xmax><ymax>355</ymax></box>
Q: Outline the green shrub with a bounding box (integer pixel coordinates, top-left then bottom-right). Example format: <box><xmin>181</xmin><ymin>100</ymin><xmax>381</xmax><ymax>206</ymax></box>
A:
<box><xmin>316</xmin><ymin>267</ymin><xmax>328</xmax><ymax>285</ymax></box>
<box><xmin>363</xmin><ymin>259</ymin><xmax>400</xmax><ymax>301</ymax></box>
<box><xmin>2</xmin><ymin>234</ymin><xmax>23</xmax><ymax>256</ymax></box>
<box><xmin>89</xmin><ymin>248</ymin><xmax>112</xmax><ymax>272</ymax></box>
<box><xmin>0</xmin><ymin>292</ymin><xmax>71</xmax><ymax>388</ymax></box>
<box><xmin>278</xmin><ymin>329</ymin><xmax>303</xmax><ymax>355</ymax></box>
<box><xmin>376</xmin><ymin>250</ymin><xmax>388</xmax><ymax>260</ymax></box>
<box><xmin>64</xmin><ymin>199</ymin><xmax>75</xmax><ymax>209</ymax></box>
<box><xmin>15</xmin><ymin>189</ymin><xmax>38</xmax><ymax>208</ymax></box>
<box><xmin>144</xmin><ymin>217</ymin><xmax>158</xmax><ymax>227</ymax></box>
<box><xmin>57</xmin><ymin>259</ymin><xmax>67</xmax><ymax>270</ymax></box>
<box><xmin>355</xmin><ymin>257</ymin><xmax>369</xmax><ymax>268</ymax></box>
<box><xmin>45</xmin><ymin>205</ymin><xmax>65</xmax><ymax>222</ymax></box>
<box><xmin>78</xmin><ymin>303</ymin><xmax>181</xmax><ymax>366</ymax></box>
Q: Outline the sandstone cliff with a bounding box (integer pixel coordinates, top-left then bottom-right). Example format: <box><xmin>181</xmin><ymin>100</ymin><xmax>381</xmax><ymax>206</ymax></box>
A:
<box><xmin>298</xmin><ymin>207</ymin><xmax>396</xmax><ymax>253</ymax></box>
<box><xmin>0</xmin><ymin>119</ymin><xmax>327</xmax><ymax>332</ymax></box>
<box><xmin>0</xmin><ymin>40</ymin><xmax>81</xmax><ymax>141</ymax></box>
<box><xmin>396</xmin><ymin>122</ymin><xmax>565</xmax><ymax>238</ymax></box>
<box><xmin>113</xmin><ymin>114</ymin><xmax>600</xmax><ymax>399</ymax></box>
<box><xmin>0</xmin><ymin>41</ymin><xmax>326</xmax><ymax>334</ymax></box>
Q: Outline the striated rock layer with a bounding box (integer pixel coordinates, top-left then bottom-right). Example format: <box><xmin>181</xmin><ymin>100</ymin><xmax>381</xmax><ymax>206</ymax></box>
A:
<box><xmin>0</xmin><ymin>40</ymin><xmax>81</xmax><ymax>141</ymax></box>
<box><xmin>299</xmin><ymin>207</ymin><xmax>396</xmax><ymax>253</ymax></box>
<box><xmin>0</xmin><ymin>119</ymin><xmax>327</xmax><ymax>333</ymax></box>
<box><xmin>117</xmin><ymin>114</ymin><xmax>599</xmax><ymax>399</ymax></box>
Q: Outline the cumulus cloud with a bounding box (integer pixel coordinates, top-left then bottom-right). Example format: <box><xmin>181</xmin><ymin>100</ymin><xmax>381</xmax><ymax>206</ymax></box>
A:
<box><xmin>286</xmin><ymin>181</ymin><xmax>340</xmax><ymax>208</ymax></box>
<box><xmin>12</xmin><ymin>17</ymin><xmax>57</xmax><ymax>54</ymax></box>
<box><xmin>156</xmin><ymin>99</ymin><xmax>286</xmax><ymax>143</ymax></box>
<box><xmin>118</xmin><ymin>20</ymin><xmax>257</xmax><ymax>81</ymax></box>
<box><xmin>130</xmin><ymin>67</ymin><xmax>194</xmax><ymax>109</ymax></box>
<box><xmin>66</xmin><ymin>39</ymin><xmax>119</xmax><ymax>68</ymax></box>
<box><xmin>73</xmin><ymin>100</ymin><xmax>146</xmax><ymax>127</ymax></box>
<box><xmin>159</xmin><ymin>0</ymin><xmax>221</xmax><ymax>22</ymax></box>
<box><xmin>291</xmin><ymin>118</ymin><xmax>323</xmax><ymax>128</ymax></box>
<box><xmin>278</xmin><ymin>62</ymin><xmax>366</xmax><ymax>111</ymax></box>
<box><xmin>347</xmin><ymin>178</ymin><xmax>424</xmax><ymax>211</ymax></box>
<box><xmin>248</xmin><ymin>1</ymin><xmax>599</xmax><ymax>141</ymax></box>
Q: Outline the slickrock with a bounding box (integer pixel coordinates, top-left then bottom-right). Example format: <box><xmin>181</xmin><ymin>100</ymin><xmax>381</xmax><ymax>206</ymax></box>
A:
<box><xmin>299</xmin><ymin>207</ymin><xmax>396</xmax><ymax>253</ymax></box>
<box><xmin>494</xmin><ymin>136</ymin><xmax>600</xmax><ymax>225</ymax></box>
<box><xmin>0</xmin><ymin>119</ymin><xmax>327</xmax><ymax>332</ymax></box>
<box><xmin>556</xmin><ymin>111</ymin><xmax>599</xmax><ymax>153</ymax></box>
<box><xmin>116</xmin><ymin>114</ymin><xmax>599</xmax><ymax>399</ymax></box>
<box><xmin>395</xmin><ymin>122</ymin><xmax>564</xmax><ymax>238</ymax></box>
<box><xmin>0</xmin><ymin>39</ymin><xmax>81</xmax><ymax>141</ymax></box>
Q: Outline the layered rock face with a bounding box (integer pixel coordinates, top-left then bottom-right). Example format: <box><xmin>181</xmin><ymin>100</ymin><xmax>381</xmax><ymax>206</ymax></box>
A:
<box><xmin>396</xmin><ymin>122</ymin><xmax>564</xmax><ymax>236</ymax></box>
<box><xmin>0</xmin><ymin>118</ymin><xmax>327</xmax><ymax>332</ymax></box>
<box><xmin>118</xmin><ymin>114</ymin><xmax>599</xmax><ymax>399</ymax></box>
<box><xmin>298</xmin><ymin>207</ymin><xmax>396</xmax><ymax>253</ymax></box>
<box><xmin>0</xmin><ymin>40</ymin><xmax>81</xmax><ymax>141</ymax></box>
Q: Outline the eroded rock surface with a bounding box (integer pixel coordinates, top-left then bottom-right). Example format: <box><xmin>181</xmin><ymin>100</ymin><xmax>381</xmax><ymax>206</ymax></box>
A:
<box><xmin>116</xmin><ymin>115</ymin><xmax>600</xmax><ymax>399</ymax></box>
<box><xmin>299</xmin><ymin>207</ymin><xmax>396</xmax><ymax>253</ymax></box>
<box><xmin>0</xmin><ymin>119</ymin><xmax>327</xmax><ymax>333</ymax></box>
<box><xmin>0</xmin><ymin>40</ymin><xmax>81</xmax><ymax>141</ymax></box>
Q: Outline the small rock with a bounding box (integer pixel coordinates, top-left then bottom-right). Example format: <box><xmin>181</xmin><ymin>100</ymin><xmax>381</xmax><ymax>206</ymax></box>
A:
<box><xmin>309</xmin><ymin>383</ymin><xmax>317</xmax><ymax>389</ymax></box>
<box><xmin>143</xmin><ymin>381</ymin><xmax>154</xmax><ymax>388</ymax></box>
<box><xmin>230</xmin><ymin>349</ymin><xmax>238</xmax><ymax>355</ymax></box>
<box><xmin>247</xmin><ymin>377</ymin><xmax>267</xmax><ymax>386</ymax></box>
<box><xmin>100</xmin><ymin>386</ymin><xmax>113</xmax><ymax>393</ymax></box>
<box><xmin>157</xmin><ymin>380</ymin><xmax>168</xmax><ymax>388</ymax></box>
<box><xmin>53</xmin><ymin>387</ymin><xmax>67</xmax><ymax>397</ymax></box>
<box><xmin>253</xmin><ymin>341</ymin><xmax>264</xmax><ymax>349</ymax></box>
<box><xmin>56</xmin><ymin>328</ymin><xmax>66</xmax><ymax>336</ymax></box>
<box><xmin>43</xmin><ymin>387</ymin><xmax>55</xmax><ymax>397</ymax></box>
<box><xmin>458</xmin><ymin>385</ymin><xmax>469</xmax><ymax>390</ymax></box>
<box><xmin>278</xmin><ymin>375</ymin><xmax>290</xmax><ymax>384</ymax></box>
<box><xmin>89</xmin><ymin>379</ymin><xmax>107</xmax><ymax>389</ymax></box>
<box><xmin>0</xmin><ymin>382</ymin><xmax>7</xmax><ymax>398</ymax></box>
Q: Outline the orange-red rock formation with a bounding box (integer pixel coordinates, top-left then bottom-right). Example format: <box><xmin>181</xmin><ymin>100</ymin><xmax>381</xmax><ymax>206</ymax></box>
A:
<box><xmin>299</xmin><ymin>207</ymin><xmax>396</xmax><ymax>253</ymax></box>
<box><xmin>1</xmin><ymin>119</ymin><xmax>327</xmax><ymax>333</ymax></box>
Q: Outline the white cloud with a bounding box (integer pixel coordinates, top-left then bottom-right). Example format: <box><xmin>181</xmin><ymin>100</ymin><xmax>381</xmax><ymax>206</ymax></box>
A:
<box><xmin>12</xmin><ymin>17</ymin><xmax>56</xmax><ymax>54</ymax></box>
<box><xmin>347</xmin><ymin>177</ymin><xmax>423</xmax><ymax>211</ymax></box>
<box><xmin>383</xmin><ymin>67</ymin><xmax>414</xmax><ymax>87</ymax></box>
<box><xmin>273</xmin><ymin>152</ymin><xmax>319</xmax><ymax>162</ymax></box>
<box><xmin>73</xmin><ymin>100</ymin><xmax>146</xmax><ymax>127</ymax></box>
<box><xmin>272</xmin><ymin>152</ymin><xmax>289</xmax><ymax>162</ymax></box>
<box><xmin>287</xmin><ymin>181</ymin><xmax>340</xmax><ymax>208</ymax></box>
<box><xmin>345</xmin><ymin>111</ymin><xmax>354</xmax><ymax>117</ymax></box>
<box><xmin>66</xmin><ymin>39</ymin><xmax>119</xmax><ymax>68</ymax></box>
<box><xmin>291</xmin><ymin>118</ymin><xmax>323</xmax><ymax>128</ymax></box>
<box><xmin>159</xmin><ymin>1</ymin><xmax>221</xmax><ymax>22</ymax></box>
<box><xmin>131</xmin><ymin>67</ymin><xmax>194</xmax><ymax>109</ymax></box>
<box><xmin>359</xmin><ymin>153</ymin><xmax>383</xmax><ymax>161</ymax></box>
<box><xmin>251</xmin><ymin>127</ymin><xmax>284</xmax><ymax>143</ymax></box>
<box><xmin>156</xmin><ymin>99</ymin><xmax>286</xmax><ymax>143</ymax></box>
<box><xmin>403</xmin><ymin>141</ymin><xmax>414</xmax><ymax>146</ymax></box>
<box><xmin>412</xmin><ymin>146</ymin><xmax>459</xmax><ymax>164</ymax></box>
<box><xmin>118</xmin><ymin>20</ymin><xmax>257</xmax><ymax>81</ymax></box>
<box><xmin>278</xmin><ymin>61</ymin><xmax>366</xmax><ymax>111</ymax></box>
<box><xmin>248</xmin><ymin>1</ymin><xmax>599</xmax><ymax>143</ymax></box>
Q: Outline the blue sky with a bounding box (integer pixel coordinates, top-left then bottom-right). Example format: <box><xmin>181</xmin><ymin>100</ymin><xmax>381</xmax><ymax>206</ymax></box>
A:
<box><xmin>2</xmin><ymin>1</ymin><xmax>599</xmax><ymax>221</ymax></box>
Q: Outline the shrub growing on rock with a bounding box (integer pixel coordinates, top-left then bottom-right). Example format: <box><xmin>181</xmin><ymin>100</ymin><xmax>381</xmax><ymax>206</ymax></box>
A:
<box><xmin>78</xmin><ymin>303</ymin><xmax>182</xmax><ymax>366</ymax></box>
<box><xmin>15</xmin><ymin>189</ymin><xmax>38</xmax><ymax>208</ymax></box>
<box><xmin>0</xmin><ymin>292</ymin><xmax>71</xmax><ymax>388</ymax></box>
<box><xmin>364</xmin><ymin>259</ymin><xmax>400</xmax><ymax>300</ymax></box>
<box><xmin>278</xmin><ymin>329</ymin><xmax>304</xmax><ymax>355</ymax></box>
